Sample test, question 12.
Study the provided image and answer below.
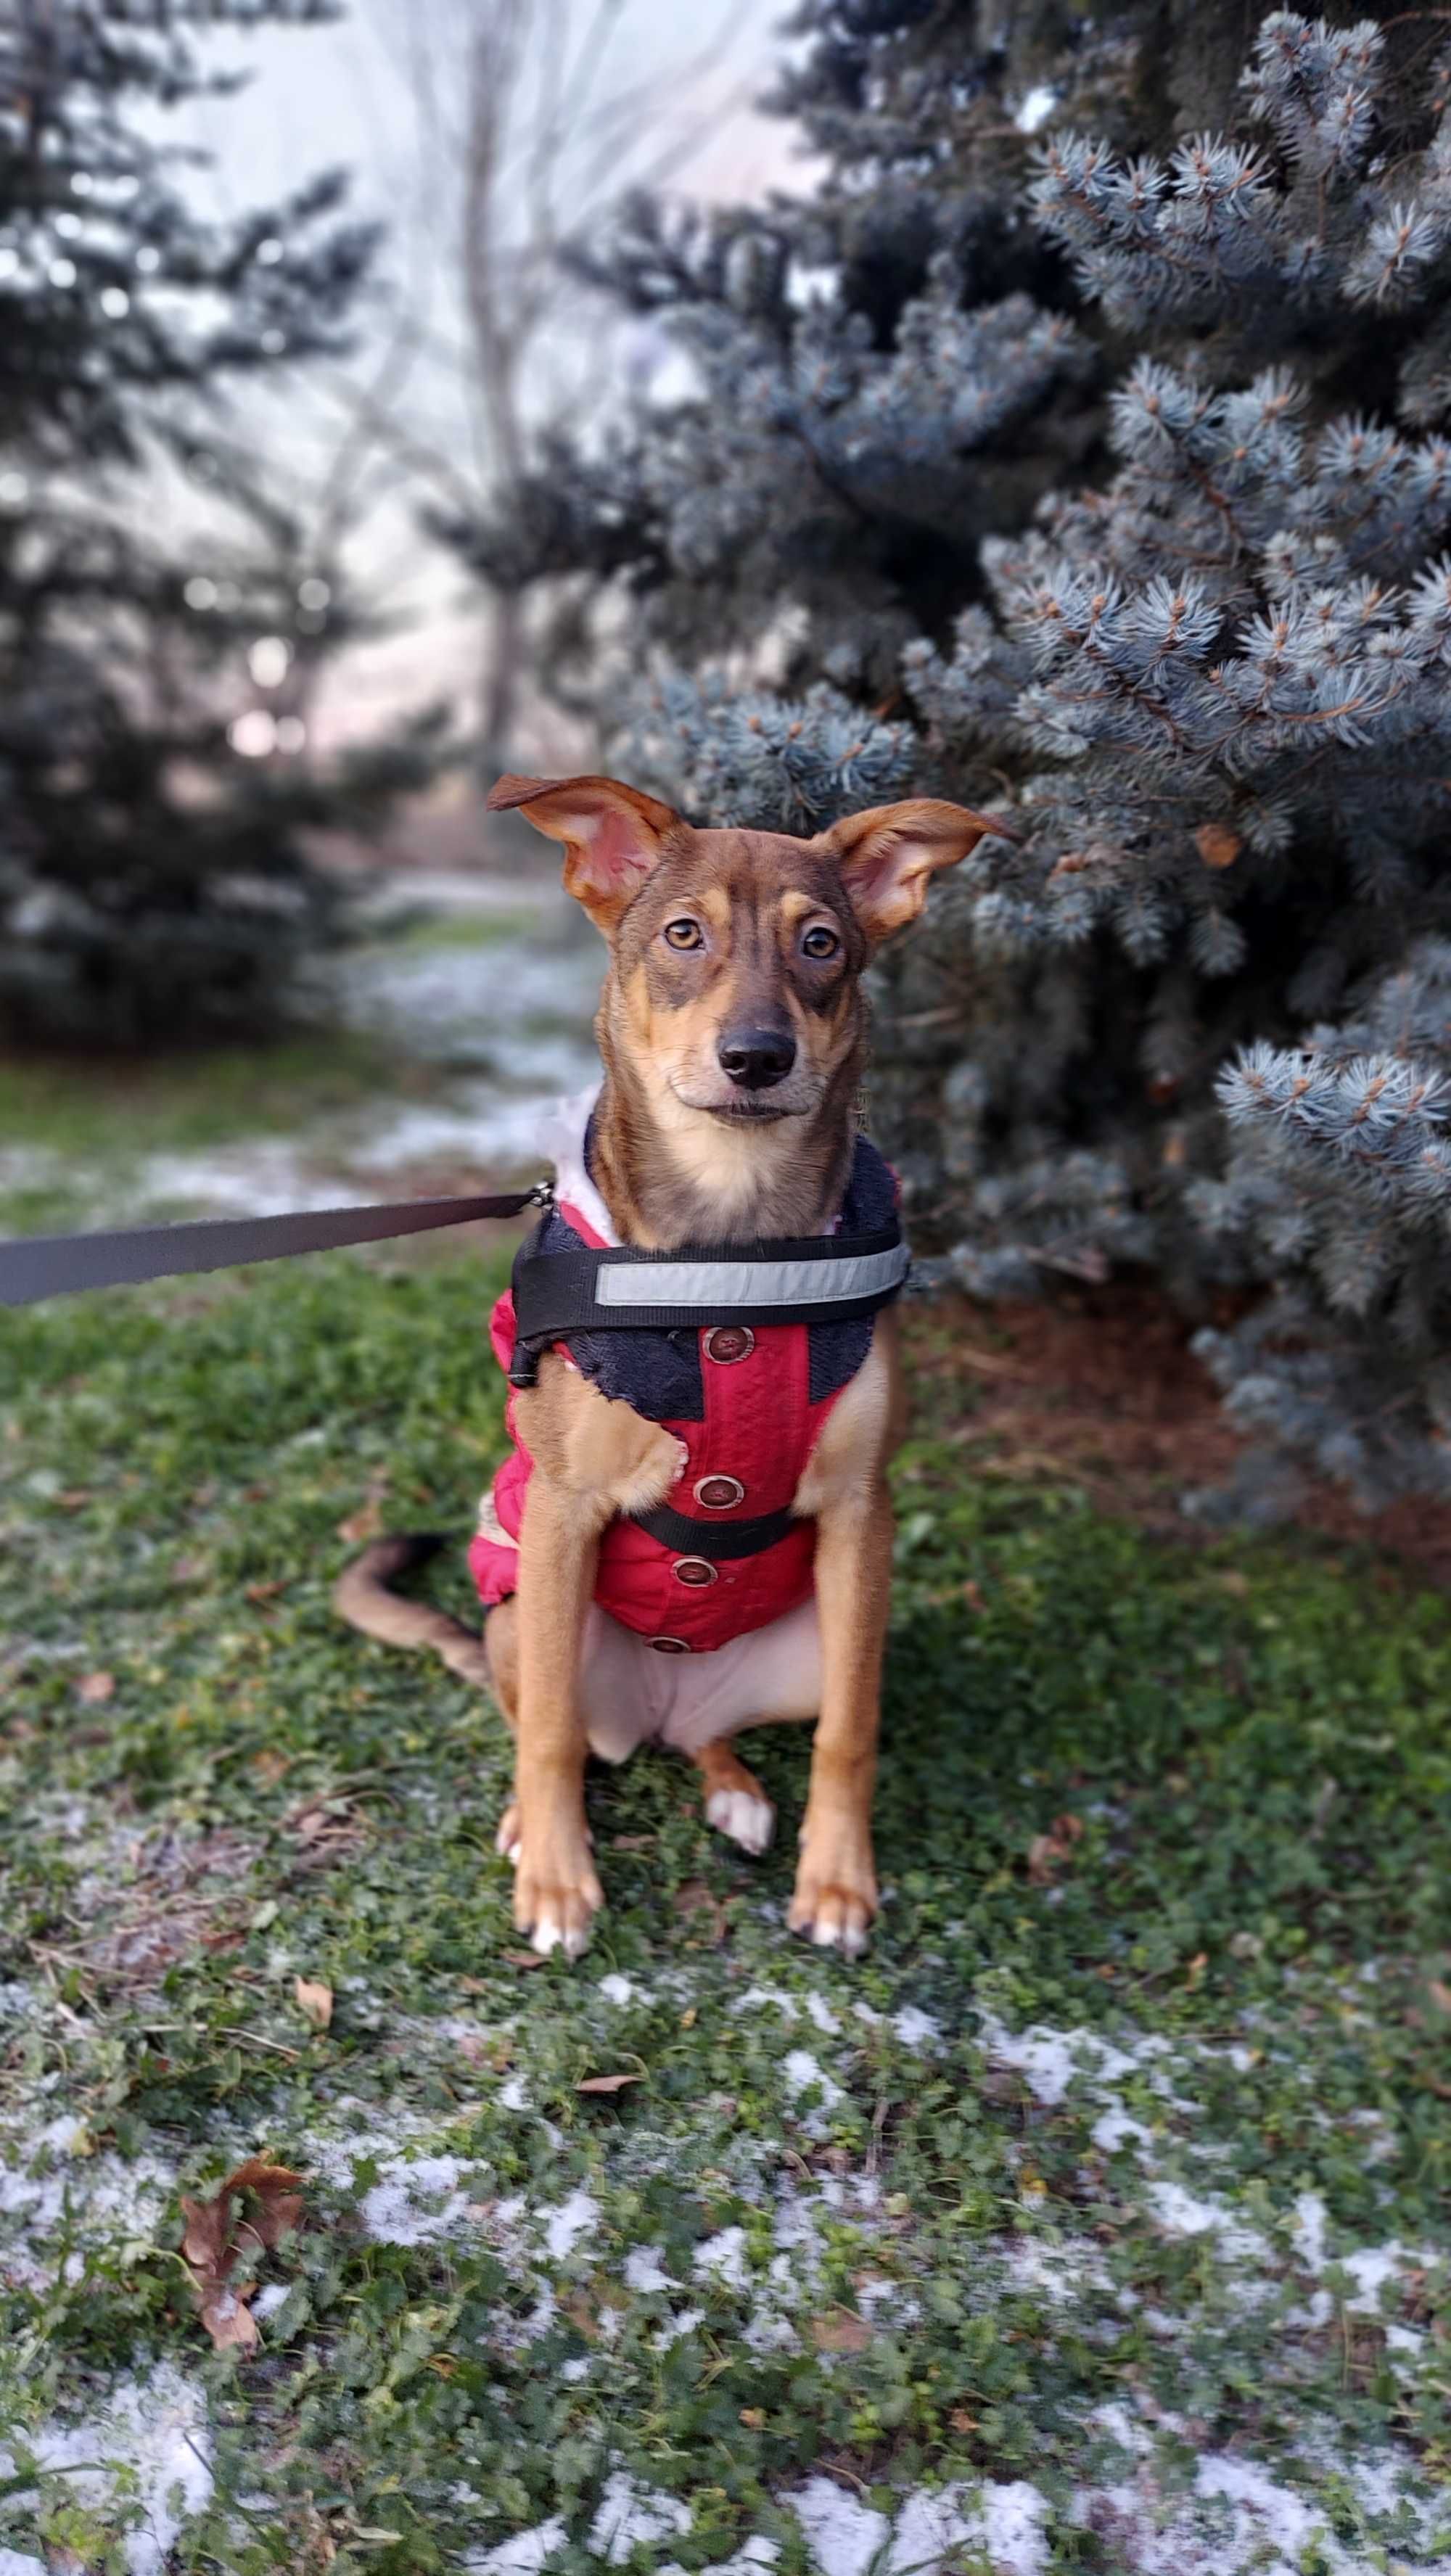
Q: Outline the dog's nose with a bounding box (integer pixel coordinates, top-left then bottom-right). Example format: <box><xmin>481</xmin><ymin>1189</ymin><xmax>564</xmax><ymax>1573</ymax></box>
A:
<box><xmin>718</xmin><ymin>1026</ymin><xmax>797</xmax><ymax>1090</ymax></box>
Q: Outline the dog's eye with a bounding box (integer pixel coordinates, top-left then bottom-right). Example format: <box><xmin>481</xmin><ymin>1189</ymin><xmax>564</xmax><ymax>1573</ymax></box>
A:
<box><xmin>801</xmin><ymin>924</ymin><xmax>841</xmax><ymax>960</ymax></box>
<box><xmin>662</xmin><ymin>918</ymin><xmax>703</xmax><ymax>951</ymax></box>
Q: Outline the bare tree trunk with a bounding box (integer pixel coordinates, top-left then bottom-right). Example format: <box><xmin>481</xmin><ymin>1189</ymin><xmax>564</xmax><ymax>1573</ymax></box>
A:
<box><xmin>480</xmin><ymin>588</ymin><xmax>525</xmax><ymax>775</ymax></box>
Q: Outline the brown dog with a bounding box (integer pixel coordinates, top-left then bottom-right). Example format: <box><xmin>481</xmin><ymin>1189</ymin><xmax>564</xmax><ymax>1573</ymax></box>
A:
<box><xmin>336</xmin><ymin>775</ymin><xmax>1004</xmax><ymax>1959</ymax></box>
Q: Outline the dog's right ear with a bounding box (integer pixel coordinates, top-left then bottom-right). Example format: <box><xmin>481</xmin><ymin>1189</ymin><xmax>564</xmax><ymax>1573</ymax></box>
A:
<box><xmin>487</xmin><ymin>773</ymin><xmax>681</xmax><ymax>933</ymax></box>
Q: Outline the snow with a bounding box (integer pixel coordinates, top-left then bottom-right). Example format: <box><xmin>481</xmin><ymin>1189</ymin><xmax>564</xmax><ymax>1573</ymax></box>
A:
<box><xmin>783</xmin><ymin>2050</ymin><xmax>844</xmax><ymax>2109</ymax></box>
<box><xmin>465</xmin><ymin>2517</ymin><xmax>567</xmax><ymax>2575</ymax></box>
<box><xmin>543</xmin><ymin>2187</ymin><xmax>599</xmax><ymax>2263</ymax></box>
<box><xmin>1015</xmin><ymin>83</ymin><xmax>1059</xmax><ymax>132</ymax></box>
<box><xmin>1290</xmin><ymin>2189</ymin><xmax>1328</xmax><ymax>2271</ymax></box>
<box><xmin>789</xmin><ymin>2475</ymin><xmax>1051</xmax><ymax>2576</ymax></box>
<box><xmin>694</xmin><ymin>2225</ymin><xmax>750</xmax><ymax>2289</ymax></box>
<box><xmin>598</xmin><ymin>1973</ymin><xmax>637</xmax><ymax>2007</ymax></box>
<box><xmin>623</xmin><ymin>2244</ymin><xmax>674</xmax><ymax>2294</ymax></box>
<box><xmin>1</xmin><ymin>2364</ymin><xmax>212</xmax><ymax>2576</ymax></box>
<box><xmin>358</xmin><ymin>2152</ymin><xmax>471</xmax><ymax>2247</ymax></box>
<box><xmin>588</xmin><ymin>2469</ymin><xmax>691</xmax><ymax>2565</ymax></box>
<box><xmin>893</xmin><ymin>2005</ymin><xmax>942</xmax><ymax>2051</ymax></box>
<box><xmin>804</xmin><ymin>1989</ymin><xmax>842</xmax><ymax>2035</ymax></box>
<box><xmin>789</xmin><ymin>2477</ymin><xmax>888</xmax><ymax>2576</ymax></box>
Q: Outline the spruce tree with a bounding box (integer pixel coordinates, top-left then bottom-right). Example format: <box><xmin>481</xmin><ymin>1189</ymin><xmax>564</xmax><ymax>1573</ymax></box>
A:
<box><xmin>0</xmin><ymin>0</ymin><xmax>406</xmax><ymax>1045</ymax></box>
<box><xmin>456</xmin><ymin>4</ymin><xmax>1451</xmax><ymax>1515</ymax></box>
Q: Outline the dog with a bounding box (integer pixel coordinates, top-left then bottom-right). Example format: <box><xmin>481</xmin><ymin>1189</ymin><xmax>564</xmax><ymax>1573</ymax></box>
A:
<box><xmin>335</xmin><ymin>773</ymin><xmax>1007</xmax><ymax>1959</ymax></box>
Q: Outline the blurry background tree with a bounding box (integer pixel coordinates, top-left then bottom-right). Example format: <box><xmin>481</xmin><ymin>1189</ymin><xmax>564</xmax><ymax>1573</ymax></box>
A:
<box><xmin>0</xmin><ymin>0</ymin><xmax>437</xmax><ymax>1048</ymax></box>
<box><xmin>337</xmin><ymin>0</ymin><xmax>745</xmax><ymax>788</ymax></box>
<box><xmin>448</xmin><ymin>1</ymin><xmax>1451</xmax><ymax>1520</ymax></box>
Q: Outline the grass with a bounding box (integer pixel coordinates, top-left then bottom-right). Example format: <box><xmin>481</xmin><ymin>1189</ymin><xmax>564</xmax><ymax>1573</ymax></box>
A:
<box><xmin>0</xmin><ymin>1251</ymin><xmax>1447</xmax><ymax>2574</ymax></box>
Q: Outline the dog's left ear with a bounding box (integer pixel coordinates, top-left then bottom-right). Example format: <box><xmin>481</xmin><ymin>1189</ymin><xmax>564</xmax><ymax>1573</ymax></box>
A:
<box><xmin>820</xmin><ymin>798</ymin><xmax>1013</xmax><ymax>947</ymax></box>
<box><xmin>487</xmin><ymin>772</ymin><xmax>682</xmax><ymax>932</ymax></box>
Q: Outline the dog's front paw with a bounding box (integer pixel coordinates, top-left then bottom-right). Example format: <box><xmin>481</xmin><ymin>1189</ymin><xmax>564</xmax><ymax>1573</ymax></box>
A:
<box><xmin>513</xmin><ymin>1837</ymin><xmax>604</xmax><ymax>1961</ymax></box>
<box><xmin>788</xmin><ymin>1821</ymin><xmax>877</xmax><ymax>1958</ymax></box>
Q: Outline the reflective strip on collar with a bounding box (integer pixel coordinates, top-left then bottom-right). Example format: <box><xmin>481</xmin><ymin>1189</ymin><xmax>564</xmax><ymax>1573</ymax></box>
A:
<box><xmin>591</xmin><ymin>1240</ymin><xmax>910</xmax><ymax>1311</ymax></box>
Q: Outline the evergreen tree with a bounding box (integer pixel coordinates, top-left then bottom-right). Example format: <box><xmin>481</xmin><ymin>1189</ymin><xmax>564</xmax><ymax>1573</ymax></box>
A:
<box><xmin>456</xmin><ymin>4</ymin><xmax>1451</xmax><ymax>1515</ymax></box>
<box><xmin>0</xmin><ymin>0</ymin><xmax>416</xmax><ymax>1045</ymax></box>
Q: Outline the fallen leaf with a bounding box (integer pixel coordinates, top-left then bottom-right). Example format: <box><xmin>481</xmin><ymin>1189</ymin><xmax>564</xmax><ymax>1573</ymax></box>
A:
<box><xmin>673</xmin><ymin>1879</ymin><xmax>731</xmax><ymax>1945</ymax></box>
<box><xmin>811</xmin><ymin>2308</ymin><xmax>872</xmax><ymax>2354</ymax></box>
<box><xmin>295</xmin><ymin>1976</ymin><xmax>333</xmax><ymax>2030</ymax></box>
<box><xmin>739</xmin><ymin>2407</ymin><xmax>766</xmax><ymax>2429</ymax></box>
<box><xmin>57</xmin><ymin>1487</ymin><xmax>94</xmax><ymax>1510</ymax></box>
<box><xmin>180</xmin><ymin>2157</ymin><xmax>304</xmax><ymax>2353</ymax></box>
<box><xmin>245</xmin><ymin>1577</ymin><xmax>290</xmax><ymax>1605</ymax></box>
<box><xmin>502</xmin><ymin>1949</ymin><xmax>548</xmax><ymax>1971</ymax></box>
<box><xmin>577</xmin><ymin>2070</ymin><xmax>642</xmax><ymax>2095</ymax></box>
<box><xmin>950</xmin><ymin>2408</ymin><xmax>979</xmax><ymax>2434</ymax></box>
<box><xmin>250</xmin><ymin>1748</ymin><xmax>291</xmax><ymax>1784</ymax></box>
<box><xmin>223</xmin><ymin>2158</ymin><xmax>305</xmax><ymax>2252</ymax></box>
<box><xmin>1027</xmin><ymin>1811</ymin><xmax>1085</xmax><ymax>1885</ymax></box>
<box><xmin>76</xmin><ymin>1669</ymin><xmax>115</xmax><ymax>1704</ymax></box>
<box><xmin>612</xmin><ymin>1833</ymin><xmax>656</xmax><ymax>1851</ymax></box>
<box><xmin>1195</xmin><ymin>820</ymin><xmax>1242</xmax><ymax>868</ymax></box>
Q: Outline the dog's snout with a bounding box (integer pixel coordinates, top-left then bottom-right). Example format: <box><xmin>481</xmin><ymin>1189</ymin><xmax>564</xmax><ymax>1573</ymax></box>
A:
<box><xmin>717</xmin><ymin>1026</ymin><xmax>797</xmax><ymax>1090</ymax></box>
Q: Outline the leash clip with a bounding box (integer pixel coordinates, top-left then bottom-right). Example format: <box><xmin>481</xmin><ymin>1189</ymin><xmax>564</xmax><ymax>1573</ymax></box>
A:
<box><xmin>525</xmin><ymin>1177</ymin><xmax>555</xmax><ymax>1213</ymax></box>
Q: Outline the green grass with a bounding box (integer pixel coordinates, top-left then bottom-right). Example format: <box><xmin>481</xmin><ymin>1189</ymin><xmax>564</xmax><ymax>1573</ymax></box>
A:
<box><xmin>0</xmin><ymin>1032</ymin><xmax>435</xmax><ymax>1166</ymax></box>
<box><xmin>1</xmin><ymin>1256</ymin><xmax>1447</xmax><ymax>2573</ymax></box>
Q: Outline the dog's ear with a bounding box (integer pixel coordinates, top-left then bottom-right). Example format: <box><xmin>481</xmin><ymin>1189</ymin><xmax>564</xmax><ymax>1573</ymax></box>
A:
<box><xmin>820</xmin><ymin>798</ymin><xmax>1012</xmax><ymax>947</ymax></box>
<box><xmin>487</xmin><ymin>773</ymin><xmax>681</xmax><ymax>932</ymax></box>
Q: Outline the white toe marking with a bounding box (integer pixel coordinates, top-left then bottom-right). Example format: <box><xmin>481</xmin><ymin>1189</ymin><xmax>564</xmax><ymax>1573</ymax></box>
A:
<box><xmin>707</xmin><ymin>1787</ymin><xmax>776</xmax><ymax>1856</ymax></box>
<box><xmin>532</xmin><ymin>1916</ymin><xmax>564</xmax><ymax>1956</ymax></box>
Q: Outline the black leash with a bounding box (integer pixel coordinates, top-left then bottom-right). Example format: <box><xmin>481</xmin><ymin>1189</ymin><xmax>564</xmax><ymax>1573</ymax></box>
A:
<box><xmin>0</xmin><ymin>1182</ymin><xmax>553</xmax><ymax>1310</ymax></box>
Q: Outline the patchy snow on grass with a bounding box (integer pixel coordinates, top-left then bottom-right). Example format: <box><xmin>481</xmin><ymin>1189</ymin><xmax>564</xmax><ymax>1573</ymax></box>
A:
<box><xmin>694</xmin><ymin>2225</ymin><xmax>750</xmax><ymax>2290</ymax></box>
<box><xmin>782</xmin><ymin>2049</ymin><xmax>844</xmax><ymax>2110</ymax></box>
<box><xmin>1074</xmin><ymin>2435</ymin><xmax>1451</xmax><ymax>2574</ymax></box>
<box><xmin>622</xmin><ymin>2243</ymin><xmax>674</xmax><ymax>2294</ymax></box>
<box><xmin>587</xmin><ymin>2468</ymin><xmax>692</xmax><ymax>2565</ymax></box>
<box><xmin>542</xmin><ymin>2186</ymin><xmax>599</xmax><ymax>2263</ymax></box>
<box><xmin>464</xmin><ymin>2516</ymin><xmax>568</xmax><ymax>2575</ymax></box>
<box><xmin>0</xmin><ymin>2113</ymin><xmax>176</xmax><ymax>2289</ymax></box>
<box><xmin>1</xmin><ymin>2363</ymin><xmax>212</xmax><ymax>2576</ymax></box>
<box><xmin>789</xmin><ymin>2473</ymin><xmax>1051</xmax><ymax>2576</ymax></box>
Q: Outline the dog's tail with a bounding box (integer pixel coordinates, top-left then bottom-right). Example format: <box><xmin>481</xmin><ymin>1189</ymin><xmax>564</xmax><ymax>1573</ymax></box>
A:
<box><xmin>332</xmin><ymin>1534</ymin><xmax>494</xmax><ymax>1689</ymax></box>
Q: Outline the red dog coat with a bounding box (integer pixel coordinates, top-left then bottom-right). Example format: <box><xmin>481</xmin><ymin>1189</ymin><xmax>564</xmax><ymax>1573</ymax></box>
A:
<box><xmin>468</xmin><ymin>1128</ymin><xmax>903</xmax><ymax>1656</ymax></box>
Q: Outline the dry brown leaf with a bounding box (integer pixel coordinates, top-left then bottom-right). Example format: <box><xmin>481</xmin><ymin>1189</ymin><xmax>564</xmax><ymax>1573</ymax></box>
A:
<box><xmin>673</xmin><ymin>1879</ymin><xmax>731</xmax><ymax>1945</ymax></box>
<box><xmin>199</xmin><ymin>2282</ymin><xmax>261</xmax><ymax>2355</ymax></box>
<box><xmin>612</xmin><ymin>1833</ymin><xmax>656</xmax><ymax>1851</ymax></box>
<box><xmin>739</xmin><ymin>2407</ymin><xmax>766</xmax><ymax>2429</ymax></box>
<box><xmin>245</xmin><ymin>1577</ymin><xmax>291</xmax><ymax>1605</ymax></box>
<box><xmin>1027</xmin><ymin>1812</ymin><xmax>1085</xmax><ymax>1885</ymax></box>
<box><xmin>180</xmin><ymin>2157</ymin><xmax>304</xmax><ymax>2353</ymax></box>
<box><xmin>502</xmin><ymin>1948</ymin><xmax>548</xmax><ymax>1971</ymax></box>
<box><xmin>577</xmin><ymin>2070</ymin><xmax>642</xmax><ymax>2096</ymax></box>
<box><xmin>250</xmin><ymin>1748</ymin><xmax>291</xmax><ymax>1785</ymax></box>
<box><xmin>1195</xmin><ymin>821</ymin><xmax>1242</xmax><ymax>869</ymax></box>
<box><xmin>223</xmin><ymin>2158</ymin><xmax>305</xmax><ymax>2251</ymax></box>
<box><xmin>295</xmin><ymin>1976</ymin><xmax>333</xmax><ymax>2030</ymax></box>
<box><xmin>811</xmin><ymin>2308</ymin><xmax>872</xmax><ymax>2354</ymax></box>
<box><xmin>76</xmin><ymin>1669</ymin><xmax>115</xmax><ymax>1704</ymax></box>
